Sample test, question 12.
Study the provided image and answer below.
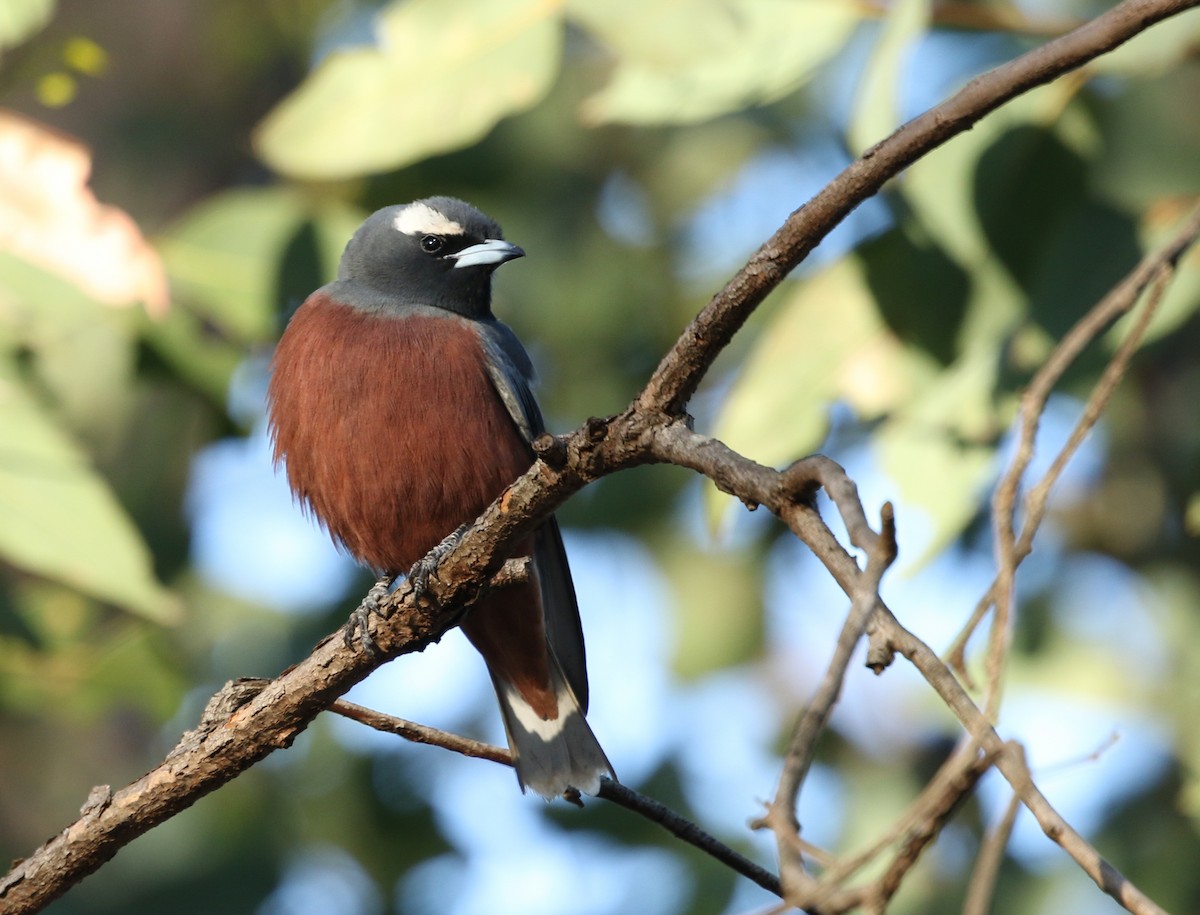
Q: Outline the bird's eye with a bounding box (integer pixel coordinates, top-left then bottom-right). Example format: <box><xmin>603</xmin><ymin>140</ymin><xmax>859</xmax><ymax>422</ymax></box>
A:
<box><xmin>421</xmin><ymin>235</ymin><xmax>445</xmax><ymax>254</ymax></box>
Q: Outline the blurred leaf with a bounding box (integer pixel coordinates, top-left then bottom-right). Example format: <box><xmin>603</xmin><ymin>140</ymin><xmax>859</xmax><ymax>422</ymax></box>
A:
<box><xmin>255</xmin><ymin>0</ymin><xmax>563</xmax><ymax>180</ymax></box>
<box><xmin>876</xmin><ymin>347</ymin><xmax>1000</xmax><ymax>564</ymax></box>
<box><xmin>0</xmin><ymin>251</ymin><xmax>135</xmax><ymax>436</ymax></box>
<box><xmin>1099</xmin><ymin>206</ymin><xmax>1200</xmax><ymax>348</ymax></box>
<box><xmin>1185</xmin><ymin>491</ymin><xmax>1200</xmax><ymax>537</ymax></box>
<box><xmin>1092</xmin><ymin>71</ymin><xmax>1200</xmax><ymax>210</ymax></box>
<box><xmin>575</xmin><ymin>0</ymin><xmax>861</xmax><ymax>125</ymax></box>
<box><xmin>1089</xmin><ymin>10</ymin><xmax>1200</xmax><ymax>76</ymax></box>
<box><xmin>0</xmin><ymin>0</ymin><xmax>54</xmax><ymax>58</ymax></box>
<box><xmin>708</xmin><ymin>259</ymin><xmax>937</xmax><ymax>528</ymax></box>
<box><xmin>662</xmin><ymin>542</ymin><xmax>761</xmax><ymax>678</ymax></box>
<box><xmin>847</xmin><ymin>0</ymin><xmax>929</xmax><ymax>154</ymax></box>
<box><xmin>0</xmin><ymin>367</ymin><xmax>180</xmax><ymax>622</ymax></box>
<box><xmin>62</xmin><ymin>36</ymin><xmax>108</xmax><ymax>75</ymax></box>
<box><xmin>975</xmin><ymin>125</ymin><xmax>1140</xmax><ymax>339</ymax></box>
<box><xmin>1145</xmin><ymin>566</ymin><xmax>1200</xmax><ymax>824</ymax></box>
<box><xmin>153</xmin><ymin>187</ymin><xmax>364</xmax><ymax>401</ymax></box>
<box><xmin>0</xmin><ymin>110</ymin><xmax>169</xmax><ymax>313</ymax></box>
<box><xmin>159</xmin><ymin>188</ymin><xmax>312</xmax><ymax>341</ymax></box>
<box><xmin>860</xmin><ymin>222</ymin><xmax>969</xmax><ymax>365</ymax></box>
<box><xmin>1</xmin><ymin>585</ymin><xmax>184</xmax><ymax>718</ymax></box>
<box><xmin>974</xmin><ymin>126</ymin><xmax>1085</xmax><ymax>285</ymax></box>
<box><xmin>643</xmin><ymin>119</ymin><xmax>766</xmax><ymax>222</ymax></box>
<box><xmin>35</xmin><ymin>71</ymin><xmax>76</xmax><ymax>107</ymax></box>
<box><xmin>898</xmin><ymin>83</ymin><xmax>1108</xmax><ymax>398</ymax></box>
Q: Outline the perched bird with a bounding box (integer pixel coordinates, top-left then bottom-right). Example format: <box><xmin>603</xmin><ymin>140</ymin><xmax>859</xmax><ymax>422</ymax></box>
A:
<box><xmin>267</xmin><ymin>197</ymin><xmax>613</xmax><ymax>799</ymax></box>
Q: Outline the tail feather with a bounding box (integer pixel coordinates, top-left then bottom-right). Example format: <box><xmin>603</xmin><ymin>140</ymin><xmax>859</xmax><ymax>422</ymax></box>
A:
<box><xmin>493</xmin><ymin>656</ymin><xmax>615</xmax><ymax>799</ymax></box>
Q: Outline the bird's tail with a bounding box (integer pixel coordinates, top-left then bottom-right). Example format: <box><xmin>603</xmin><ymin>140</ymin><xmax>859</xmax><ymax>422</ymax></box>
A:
<box><xmin>491</xmin><ymin>654</ymin><xmax>615</xmax><ymax>800</ymax></box>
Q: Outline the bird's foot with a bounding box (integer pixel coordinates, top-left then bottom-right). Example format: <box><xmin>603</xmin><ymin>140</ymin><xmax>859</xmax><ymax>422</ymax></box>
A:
<box><xmin>344</xmin><ymin>574</ymin><xmax>396</xmax><ymax>656</ymax></box>
<box><xmin>408</xmin><ymin>524</ymin><xmax>469</xmax><ymax>607</ymax></box>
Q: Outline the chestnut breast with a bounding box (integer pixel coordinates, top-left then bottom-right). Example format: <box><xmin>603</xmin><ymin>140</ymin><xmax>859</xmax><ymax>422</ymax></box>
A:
<box><xmin>267</xmin><ymin>293</ymin><xmax>534</xmax><ymax>574</ymax></box>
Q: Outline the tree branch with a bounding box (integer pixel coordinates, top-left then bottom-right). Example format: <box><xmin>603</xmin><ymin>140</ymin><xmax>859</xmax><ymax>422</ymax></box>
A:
<box><xmin>327</xmin><ymin>702</ymin><xmax>785</xmax><ymax>899</ymax></box>
<box><xmin>636</xmin><ymin>0</ymin><xmax>1200</xmax><ymax>416</ymax></box>
<box><xmin>756</xmin><ymin>487</ymin><xmax>896</xmax><ymax>902</ymax></box>
<box><xmin>944</xmin><ymin>203</ymin><xmax>1200</xmax><ymax>694</ymax></box>
<box><xmin>3</xmin><ymin>1</ymin><xmax>1198</xmax><ymax>912</ymax></box>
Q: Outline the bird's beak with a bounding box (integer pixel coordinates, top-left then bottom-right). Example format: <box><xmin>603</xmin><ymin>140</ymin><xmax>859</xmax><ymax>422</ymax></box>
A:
<box><xmin>450</xmin><ymin>238</ymin><xmax>526</xmax><ymax>269</ymax></box>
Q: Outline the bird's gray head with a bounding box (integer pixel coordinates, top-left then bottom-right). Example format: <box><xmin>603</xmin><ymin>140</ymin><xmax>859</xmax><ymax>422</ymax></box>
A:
<box><xmin>336</xmin><ymin>196</ymin><xmax>524</xmax><ymax>318</ymax></box>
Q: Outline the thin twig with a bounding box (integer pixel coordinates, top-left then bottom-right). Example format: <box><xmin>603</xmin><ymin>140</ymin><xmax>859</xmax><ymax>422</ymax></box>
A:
<box><xmin>766</xmin><ymin>475</ymin><xmax>1170</xmax><ymax>915</ymax></box>
<box><xmin>330</xmin><ymin>700</ymin><xmax>510</xmax><ymax>764</ymax></box>
<box><xmin>762</xmin><ymin>494</ymin><xmax>897</xmax><ymax>902</ymax></box>
<box><xmin>326</xmin><ymin>703</ymin><xmax>785</xmax><ymax>899</ymax></box>
<box><xmin>962</xmin><ymin>731</ymin><xmax>1120</xmax><ymax>915</ymax></box>
<box><xmin>857</xmin><ymin>599</ymin><xmax>1168</xmax><ymax>915</ymax></box>
<box><xmin>816</xmin><ymin>738</ymin><xmax>992</xmax><ymax>895</ymax></box>
<box><xmin>947</xmin><ymin>203</ymin><xmax>1200</xmax><ymax>693</ymax></box>
<box><xmin>988</xmin><ymin>222</ymin><xmax>1193</xmax><ymax>719</ymax></box>
<box><xmin>597</xmin><ymin>782</ymin><xmax>786</xmax><ymax>901</ymax></box>
<box><xmin>962</xmin><ymin>784</ymin><xmax>1023</xmax><ymax>915</ymax></box>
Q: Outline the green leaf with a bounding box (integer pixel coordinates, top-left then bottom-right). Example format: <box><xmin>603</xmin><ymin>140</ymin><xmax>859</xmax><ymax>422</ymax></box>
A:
<box><xmin>1089</xmin><ymin>9</ymin><xmax>1200</xmax><ymax>76</ymax></box>
<box><xmin>710</xmin><ymin>253</ymin><xmax>1001</xmax><ymax>560</ymax></box>
<box><xmin>896</xmin><ymin>87</ymin><xmax>1094</xmax><ymax>359</ymax></box>
<box><xmin>0</xmin><ymin>368</ymin><xmax>180</xmax><ymax>623</ymax></box>
<box><xmin>859</xmin><ymin>223</ymin><xmax>970</xmax><ymax>365</ymax></box>
<box><xmin>708</xmin><ymin>259</ymin><xmax>937</xmax><ymax>528</ymax></box>
<box><xmin>575</xmin><ymin>0</ymin><xmax>861</xmax><ymax>125</ymax></box>
<box><xmin>876</xmin><ymin>346</ymin><xmax>1001</xmax><ymax>565</ymax></box>
<box><xmin>0</xmin><ymin>251</ymin><xmax>136</xmax><ymax>436</ymax></box>
<box><xmin>153</xmin><ymin>187</ymin><xmax>364</xmax><ymax>400</ymax></box>
<box><xmin>158</xmin><ymin>187</ymin><xmax>315</xmax><ymax>342</ymax></box>
<box><xmin>255</xmin><ymin>0</ymin><xmax>563</xmax><ymax>180</ymax></box>
<box><xmin>0</xmin><ymin>0</ymin><xmax>53</xmax><ymax>58</ymax></box>
<box><xmin>1143</xmin><ymin>566</ymin><xmax>1200</xmax><ymax>824</ymax></box>
<box><xmin>847</xmin><ymin>0</ymin><xmax>929</xmax><ymax>154</ymax></box>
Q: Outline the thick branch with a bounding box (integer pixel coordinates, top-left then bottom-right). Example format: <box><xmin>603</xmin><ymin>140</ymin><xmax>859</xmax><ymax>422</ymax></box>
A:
<box><xmin>637</xmin><ymin>0</ymin><xmax>1200</xmax><ymax>416</ymax></box>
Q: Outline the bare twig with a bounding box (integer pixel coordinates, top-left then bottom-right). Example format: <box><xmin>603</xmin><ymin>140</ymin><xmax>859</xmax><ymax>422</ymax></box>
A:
<box><xmin>962</xmin><ymin>784</ymin><xmax>1023</xmax><ymax>915</ymax></box>
<box><xmin>326</xmin><ymin>703</ymin><xmax>785</xmax><ymax>899</ymax></box>
<box><xmin>957</xmin><ymin>205</ymin><xmax>1200</xmax><ymax>715</ymax></box>
<box><xmin>767</xmin><ymin>475</ymin><xmax>1171</xmax><ymax>915</ymax></box>
<box><xmin>330</xmin><ymin>700</ymin><xmax>511</xmax><ymax>764</ymax></box>
<box><xmin>760</xmin><ymin>493</ymin><xmax>897</xmax><ymax>903</ymax></box>
<box><xmin>597</xmin><ymin>782</ymin><xmax>785</xmax><ymax>901</ymax></box>
<box><xmin>855</xmin><ymin>603</ymin><xmax>1168</xmax><ymax>915</ymax></box>
<box><xmin>813</xmin><ymin>738</ymin><xmax>994</xmax><ymax>904</ymax></box>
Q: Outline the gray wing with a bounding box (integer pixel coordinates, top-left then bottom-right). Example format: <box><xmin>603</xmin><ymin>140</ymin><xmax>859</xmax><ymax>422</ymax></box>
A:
<box><xmin>477</xmin><ymin>319</ymin><xmax>542</xmax><ymax>442</ymax></box>
<box><xmin>476</xmin><ymin>320</ymin><xmax>590</xmax><ymax>711</ymax></box>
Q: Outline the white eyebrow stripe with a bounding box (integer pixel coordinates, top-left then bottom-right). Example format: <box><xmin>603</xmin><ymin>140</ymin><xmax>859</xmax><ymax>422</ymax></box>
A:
<box><xmin>392</xmin><ymin>203</ymin><xmax>464</xmax><ymax>236</ymax></box>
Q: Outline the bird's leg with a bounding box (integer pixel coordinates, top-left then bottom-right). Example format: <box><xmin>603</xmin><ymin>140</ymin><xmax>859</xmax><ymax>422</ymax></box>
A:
<box><xmin>343</xmin><ymin>524</ymin><xmax>467</xmax><ymax>656</ymax></box>
<box><xmin>344</xmin><ymin>574</ymin><xmax>396</xmax><ymax>656</ymax></box>
<box><xmin>408</xmin><ymin>523</ymin><xmax>470</xmax><ymax>606</ymax></box>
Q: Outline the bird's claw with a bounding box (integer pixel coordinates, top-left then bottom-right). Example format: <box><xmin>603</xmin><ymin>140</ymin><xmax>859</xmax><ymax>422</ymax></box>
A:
<box><xmin>343</xmin><ymin>525</ymin><xmax>467</xmax><ymax>656</ymax></box>
<box><xmin>344</xmin><ymin>575</ymin><xmax>395</xmax><ymax>657</ymax></box>
<box><xmin>408</xmin><ymin>524</ymin><xmax>469</xmax><ymax>607</ymax></box>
